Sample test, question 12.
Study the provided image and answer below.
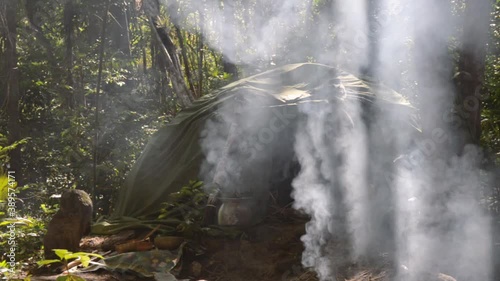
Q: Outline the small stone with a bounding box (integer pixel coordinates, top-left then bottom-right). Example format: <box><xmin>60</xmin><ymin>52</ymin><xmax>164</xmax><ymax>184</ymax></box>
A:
<box><xmin>190</xmin><ymin>261</ymin><xmax>202</xmax><ymax>277</ymax></box>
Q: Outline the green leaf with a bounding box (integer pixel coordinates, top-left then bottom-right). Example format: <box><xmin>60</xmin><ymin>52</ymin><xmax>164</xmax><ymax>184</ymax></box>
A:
<box><xmin>54</xmin><ymin>249</ymin><xmax>70</xmax><ymax>260</ymax></box>
<box><xmin>62</xmin><ymin>253</ymin><xmax>82</xmax><ymax>260</ymax></box>
<box><xmin>72</xmin><ymin>252</ymin><xmax>104</xmax><ymax>260</ymax></box>
<box><xmin>40</xmin><ymin>204</ymin><xmax>49</xmax><ymax>213</ymax></box>
<box><xmin>0</xmin><ymin>173</ymin><xmax>9</xmax><ymax>202</ymax></box>
<box><xmin>192</xmin><ymin>181</ymin><xmax>203</xmax><ymax>189</ymax></box>
<box><xmin>0</xmin><ymin>218</ymin><xmax>32</xmax><ymax>227</ymax></box>
<box><xmin>79</xmin><ymin>256</ymin><xmax>90</xmax><ymax>267</ymax></box>
<box><xmin>37</xmin><ymin>259</ymin><xmax>61</xmax><ymax>266</ymax></box>
<box><xmin>0</xmin><ymin>220</ymin><xmax>12</xmax><ymax>226</ymax></box>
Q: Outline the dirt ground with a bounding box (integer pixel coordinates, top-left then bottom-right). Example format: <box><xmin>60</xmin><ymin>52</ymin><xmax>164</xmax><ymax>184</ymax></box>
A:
<box><xmin>198</xmin><ymin>217</ymin><xmax>312</xmax><ymax>281</ymax></box>
<box><xmin>193</xmin><ymin>207</ymin><xmax>395</xmax><ymax>281</ymax></box>
<box><xmin>26</xmin><ymin>208</ymin><xmax>399</xmax><ymax>281</ymax></box>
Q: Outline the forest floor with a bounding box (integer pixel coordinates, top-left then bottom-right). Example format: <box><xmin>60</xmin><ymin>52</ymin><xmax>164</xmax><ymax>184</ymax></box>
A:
<box><xmin>195</xmin><ymin>211</ymin><xmax>388</xmax><ymax>281</ymax></box>
<box><xmin>27</xmin><ymin>207</ymin><xmax>407</xmax><ymax>281</ymax></box>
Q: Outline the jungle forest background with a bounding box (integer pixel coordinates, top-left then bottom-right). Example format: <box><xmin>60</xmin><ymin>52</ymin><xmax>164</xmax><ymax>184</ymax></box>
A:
<box><xmin>1</xmin><ymin>0</ymin><xmax>500</xmax><ymax>270</ymax></box>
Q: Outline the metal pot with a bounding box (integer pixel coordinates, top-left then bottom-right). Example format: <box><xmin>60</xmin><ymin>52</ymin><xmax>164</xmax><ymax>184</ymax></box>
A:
<box><xmin>217</xmin><ymin>197</ymin><xmax>257</xmax><ymax>226</ymax></box>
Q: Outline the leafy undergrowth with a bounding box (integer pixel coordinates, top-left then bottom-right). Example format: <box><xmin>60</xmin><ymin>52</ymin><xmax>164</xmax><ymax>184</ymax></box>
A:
<box><xmin>23</xmin><ymin>199</ymin><xmax>459</xmax><ymax>281</ymax></box>
<box><xmin>24</xmin><ymin>207</ymin><xmax>374</xmax><ymax>281</ymax></box>
<box><xmin>0</xmin><ymin>216</ymin><xmax>46</xmax><ymax>280</ymax></box>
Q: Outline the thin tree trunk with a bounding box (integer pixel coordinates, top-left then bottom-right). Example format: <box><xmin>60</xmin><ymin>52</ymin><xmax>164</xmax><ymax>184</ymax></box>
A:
<box><xmin>456</xmin><ymin>0</ymin><xmax>491</xmax><ymax>145</ymax></box>
<box><xmin>211</xmin><ymin>49</ymin><xmax>219</xmax><ymax>69</ymax></box>
<box><xmin>130</xmin><ymin>1</ymin><xmax>147</xmax><ymax>72</ymax></box>
<box><xmin>93</xmin><ymin>0</ymin><xmax>111</xmax><ymax>212</ymax></box>
<box><xmin>186</xmin><ymin>35</ymin><xmax>201</xmax><ymax>88</ymax></box>
<box><xmin>142</xmin><ymin>0</ymin><xmax>193</xmax><ymax>106</ymax></box>
<box><xmin>142</xmin><ymin>37</ymin><xmax>147</xmax><ymax>72</ymax></box>
<box><xmin>149</xmin><ymin>16</ymin><xmax>194</xmax><ymax>107</ymax></box>
<box><xmin>150</xmin><ymin>29</ymin><xmax>156</xmax><ymax>69</ymax></box>
<box><xmin>25</xmin><ymin>0</ymin><xmax>58</xmax><ymax>70</ymax></box>
<box><xmin>63</xmin><ymin>0</ymin><xmax>76</xmax><ymax>108</ymax></box>
<box><xmin>167</xmin><ymin>2</ymin><xmax>196</xmax><ymax>97</ymax></box>
<box><xmin>2</xmin><ymin>0</ymin><xmax>22</xmax><ymax>183</ymax></box>
<box><xmin>123</xmin><ymin>4</ymin><xmax>132</xmax><ymax>57</ymax></box>
<box><xmin>221</xmin><ymin>0</ymin><xmax>238</xmax><ymax>81</ymax></box>
<box><xmin>109</xmin><ymin>2</ymin><xmax>131</xmax><ymax>55</ymax></box>
<box><xmin>154</xmin><ymin>34</ymin><xmax>168</xmax><ymax>106</ymax></box>
<box><xmin>197</xmin><ymin>9</ymin><xmax>204</xmax><ymax>97</ymax></box>
<box><xmin>175</xmin><ymin>26</ymin><xmax>196</xmax><ymax>96</ymax></box>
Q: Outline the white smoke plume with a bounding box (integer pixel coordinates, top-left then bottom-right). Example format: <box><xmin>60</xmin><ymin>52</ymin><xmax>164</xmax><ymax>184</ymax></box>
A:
<box><xmin>156</xmin><ymin>0</ymin><xmax>494</xmax><ymax>280</ymax></box>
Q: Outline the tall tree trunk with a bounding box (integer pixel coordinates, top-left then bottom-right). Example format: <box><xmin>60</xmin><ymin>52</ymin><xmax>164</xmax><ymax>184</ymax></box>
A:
<box><xmin>154</xmin><ymin>32</ymin><xmax>168</xmax><ymax>106</ymax></box>
<box><xmin>130</xmin><ymin>1</ymin><xmax>147</xmax><ymax>72</ymax></box>
<box><xmin>142</xmin><ymin>0</ymin><xmax>193</xmax><ymax>107</ymax></box>
<box><xmin>197</xmin><ymin>8</ymin><xmax>204</xmax><ymax>97</ymax></box>
<box><xmin>63</xmin><ymin>0</ymin><xmax>76</xmax><ymax>108</ymax></box>
<box><xmin>93</xmin><ymin>0</ymin><xmax>110</xmax><ymax>212</ymax></box>
<box><xmin>174</xmin><ymin>25</ymin><xmax>196</xmax><ymax>95</ymax></box>
<box><xmin>221</xmin><ymin>0</ymin><xmax>238</xmax><ymax>81</ymax></box>
<box><xmin>166</xmin><ymin>0</ymin><xmax>196</xmax><ymax>96</ymax></box>
<box><xmin>2</xmin><ymin>0</ymin><xmax>22</xmax><ymax>183</ymax></box>
<box><xmin>149</xmin><ymin>18</ymin><xmax>193</xmax><ymax>107</ymax></box>
<box><xmin>150</xmin><ymin>28</ymin><xmax>156</xmax><ymax>68</ymax></box>
<box><xmin>456</xmin><ymin>0</ymin><xmax>491</xmax><ymax>146</ymax></box>
<box><xmin>25</xmin><ymin>0</ymin><xmax>57</xmax><ymax>68</ymax></box>
<box><xmin>109</xmin><ymin>2</ymin><xmax>131</xmax><ymax>56</ymax></box>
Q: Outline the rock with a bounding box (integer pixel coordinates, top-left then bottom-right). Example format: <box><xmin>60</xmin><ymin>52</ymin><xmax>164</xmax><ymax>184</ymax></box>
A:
<box><xmin>60</xmin><ymin>189</ymin><xmax>93</xmax><ymax>235</ymax></box>
<box><xmin>190</xmin><ymin>261</ymin><xmax>202</xmax><ymax>277</ymax></box>
<box><xmin>43</xmin><ymin>189</ymin><xmax>93</xmax><ymax>259</ymax></box>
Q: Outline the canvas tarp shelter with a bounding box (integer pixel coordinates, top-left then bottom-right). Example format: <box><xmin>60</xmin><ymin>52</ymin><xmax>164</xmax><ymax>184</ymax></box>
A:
<box><xmin>92</xmin><ymin>63</ymin><xmax>419</xmax><ymax>234</ymax></box>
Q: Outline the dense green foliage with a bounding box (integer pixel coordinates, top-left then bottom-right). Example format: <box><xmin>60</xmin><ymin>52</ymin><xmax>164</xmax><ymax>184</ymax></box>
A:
<box><xmin>0</xmin><ymin>0</ymin><xmax>236</xmax><ymax>218</ymax></box>
<box><xmin>483</xmin><ymin>6</ymin><xmax>500</xmax><ymax>156</ymax></box>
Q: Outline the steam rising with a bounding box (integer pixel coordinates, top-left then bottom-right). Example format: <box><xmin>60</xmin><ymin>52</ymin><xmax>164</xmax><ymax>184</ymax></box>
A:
<box><xmin>159</xmin><ymin>0</ymin><xmax>493</xmax><ymax>280</ymax></box>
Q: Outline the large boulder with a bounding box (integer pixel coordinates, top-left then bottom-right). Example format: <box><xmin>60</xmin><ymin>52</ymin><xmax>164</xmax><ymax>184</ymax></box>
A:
<box><xmin>43</xmin><ymin>189</ymin><xmax>93</xmax><ymax>259</ymax></box>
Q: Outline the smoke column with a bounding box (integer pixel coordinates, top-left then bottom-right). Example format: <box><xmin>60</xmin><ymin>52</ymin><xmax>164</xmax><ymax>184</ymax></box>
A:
<box><xmin>381</xmin><ymin>1</ymin><xmax>492</xmax><ymax>280</ymax></box>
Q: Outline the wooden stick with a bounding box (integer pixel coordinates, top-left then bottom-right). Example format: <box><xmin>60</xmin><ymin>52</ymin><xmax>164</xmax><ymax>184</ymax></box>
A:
<box><xmin>141</xmin><ymin>225</ymin><xmax>161</xmax><ymax>241</ymax></box>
